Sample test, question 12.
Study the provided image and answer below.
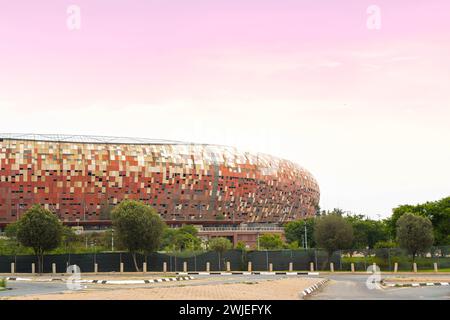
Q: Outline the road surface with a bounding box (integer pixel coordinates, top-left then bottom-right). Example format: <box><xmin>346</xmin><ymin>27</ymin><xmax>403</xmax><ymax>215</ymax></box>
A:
<box><xmin>307</xmin><ymin>274</ymin><xmax>450</xmax><ymax>300</ymax></box>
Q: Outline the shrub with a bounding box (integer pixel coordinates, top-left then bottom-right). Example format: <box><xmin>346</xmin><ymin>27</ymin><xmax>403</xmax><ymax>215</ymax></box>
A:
<box><xmin>0</xmin><ymin>278</ymin><xmax>6</xmax><ymax>289</ymax></box>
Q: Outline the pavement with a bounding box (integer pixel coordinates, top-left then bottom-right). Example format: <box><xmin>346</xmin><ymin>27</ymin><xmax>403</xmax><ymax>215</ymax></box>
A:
<box><xmin>306</xmin><ymin>274</ymin><xmax>450</xmax><ymax>300</ymax></box>
<box><xmin>1</xmin><ymin>272</ymin><xmax>449</xmax><ymax>300</ymax></box>
<box><xmin>0</xmin><ymin>275</ymin><xmax>319</xmax><ymax>300</ymax></box>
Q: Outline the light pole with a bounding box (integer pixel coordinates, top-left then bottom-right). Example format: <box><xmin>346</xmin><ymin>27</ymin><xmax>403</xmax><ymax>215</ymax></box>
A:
<box><xmin>304</xmin><ymin>223</ymin><xmax>308</xmax><ymax>249</ymax></box>
<box><xmin>111</xmin><ymin>229</ymin><xmax>114</xmax><ymax>252</ymax></box>
<box><xmin>257</xmin><ymin>232</ymin><xmax>260</xmax><ymax>250</ymax></box>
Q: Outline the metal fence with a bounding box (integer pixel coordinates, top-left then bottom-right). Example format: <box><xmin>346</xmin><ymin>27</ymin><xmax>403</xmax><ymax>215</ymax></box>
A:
<box><xmin>0</xmin><ymin>246</ymin><xmax>448</xmax><ymax>273</ymax></box>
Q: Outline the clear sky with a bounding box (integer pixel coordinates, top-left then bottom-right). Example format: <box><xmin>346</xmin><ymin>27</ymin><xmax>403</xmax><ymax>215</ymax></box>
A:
<box><xmin>1</xmin><ymin>1</ymin><xmax>449</xmax><ymax>219</ymax></box>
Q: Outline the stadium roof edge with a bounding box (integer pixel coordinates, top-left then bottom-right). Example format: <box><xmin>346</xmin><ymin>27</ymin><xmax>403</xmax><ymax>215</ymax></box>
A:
<box><xmin>0</xmin><ymin>133</ymin><xmax>209</xmax><ymax>146</ymax></box>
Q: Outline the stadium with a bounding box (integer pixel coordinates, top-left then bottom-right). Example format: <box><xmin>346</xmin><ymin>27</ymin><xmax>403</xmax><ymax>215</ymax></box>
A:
<box><xmin>0</xmin><ymin>134</ymin><xmax>319</xmax><ymax>246</ymax></box>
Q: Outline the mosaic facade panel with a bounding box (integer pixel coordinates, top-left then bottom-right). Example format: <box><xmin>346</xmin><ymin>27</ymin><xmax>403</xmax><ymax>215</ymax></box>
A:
<box><xmin>0</xmin><ymin>137</ymin><xmax>320</xmax><ymax>224</ymax></box>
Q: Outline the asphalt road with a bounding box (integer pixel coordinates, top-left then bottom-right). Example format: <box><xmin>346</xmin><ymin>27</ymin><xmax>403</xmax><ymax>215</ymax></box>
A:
<box><xmin>0</xmin><ymin>281</ymin><xmax>69</xmax><ymax>297</ymax></box>
<box><xmin>307</xmin><ymin>274</ymin><xmax>450</xmax><ymax>300</ymax></box>
<box><xmin>1</xmin><ymin>274</ymin><xmax>449</xmax><ymax>300</ymax></box>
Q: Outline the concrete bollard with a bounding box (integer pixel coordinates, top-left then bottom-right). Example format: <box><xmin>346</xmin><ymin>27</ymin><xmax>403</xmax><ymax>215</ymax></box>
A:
<box><xmin>143</xmin><ymin>262</ymin><xmax>147</xmax><ymax>273</ymax></box>
<box><xmin>11</xmin><ymin>262</ymin><xmax>15</xmax><ymax>274</ymax></box>
<box><xmin>226</xmin><ymin>261</ymin><xmax>231</xmax><ymax>272</ymax></box>
<box><xmin>310</xmin><ymin>262</ymin><xmax>314</xmax><ymax>272</ymax></box>
<box><xmin>269</xmin><ymin>263</ymin><xmax>273</xmax><ymax>272</ymax></box>
<box><xmin>330</xmin><ymin>262</ymin><xmax>334</xmax><ymax>272</ymax></box>
<box><xmin>31</xmin><ymin>263</ymin><xmax>35</xmax><ymax>274</ymax></box>
<box><xmin>248</xmin><ymin>261</ymin><xmax>252</xmax><ymax>272</ymax></box>
<box><xmin>183</xmin><ymin>262</ymin><xmax>187</xmax><ymax>272</ymax></box>
<box><xmin>413</xmin><ymin>263</ymin><xmax>417</xmax><ymax>273</ymax></box>
<box><xmin>289</xmin><ymin>262</ymin><xmax>293</xmax><ymax>272</ymax></box>
<box><xmin>206</xmin><ymin>262</ymin><xmax>210</xmax><ymax>272</ymax></box>
<box><xmin>163</xmin><ymin>262</ymin><xmax>167</xmax><ymax>273</ymax></box>
<box><xmin>120</xmin><ymin>262</ymin><xmax>124</xmax><ymax>273</ymax></box>
<box><xmin>52</xmin><ymin>263</ymin><xmax>56</xmax><ymax>274</ymax></box>
<box><xmin>394</xmin><ymin>262</ymin><xmax>398</xmax><ymax>273</ymax></box>
<box><xmin>351</xmin><ymin>263</ymin><xmax>355</xmax><ymax>273</ymax></box>
<box><xmin>434</xmin><ymin>262</ymin><xmax>438</xmax><ymax>273</ymax></box>
<box><xmin>94</xmin><ymin>263</ymin><xmax>98</xmax><ymax>274</ymax></box>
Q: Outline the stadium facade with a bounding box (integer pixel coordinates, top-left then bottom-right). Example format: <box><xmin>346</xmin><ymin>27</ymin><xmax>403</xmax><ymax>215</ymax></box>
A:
<box><xmin>0</xmin><ymin>134</ymin><xmax>320</xmax><ymax>245</ymax></box>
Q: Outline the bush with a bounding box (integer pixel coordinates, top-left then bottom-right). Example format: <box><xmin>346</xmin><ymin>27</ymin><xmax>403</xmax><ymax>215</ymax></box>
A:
<box><xmin>0</xmin><ymin>278</ymin><xmax>6</xmax><ymax>289</ymax></box>
<box><xmin>374</xmin><ymin>240</ymin><xmax>397</xmax><ymax>249</ymax></box>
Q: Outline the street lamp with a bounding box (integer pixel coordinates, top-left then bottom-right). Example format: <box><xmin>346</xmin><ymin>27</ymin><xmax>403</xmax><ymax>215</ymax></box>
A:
<box><xmin>111</xmin><ymin>229</ymin><xmax>114</xmax><ymax>252</ymax></box>
<box><xmin>304</xmin><ymin>223</ymin><xmax>308</xmax><ymax>249</ymax></box>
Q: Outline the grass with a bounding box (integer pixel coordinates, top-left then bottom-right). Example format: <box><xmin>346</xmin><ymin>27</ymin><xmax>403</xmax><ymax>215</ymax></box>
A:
<box><xmin>0</xmin><ymin>278</ymin><xmax>6</xmax><ymax>290</ymax></box>
<box><xmin>414</xmin><ymin>268</ymin><xmax>450</xmax><ymax>272</ymax></box>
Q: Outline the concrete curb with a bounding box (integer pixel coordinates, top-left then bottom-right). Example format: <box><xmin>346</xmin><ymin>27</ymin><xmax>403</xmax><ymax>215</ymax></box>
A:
<box><xmin>382</xmin><ymin>281</ymin><xmax>449</xmax><ymax>288</ymax></box>
<box><xmin>176</xmin><ymin>272</ymin><xmax>320</xmax><ymax>276</ymax></box>
<box><xmin>6</xmin><ymin>276</ymin><xmax>195</xmax><ymax>284</ymax></box>
<box><xmin>301</xmin><ymin>279</ymin><xmax>329</xmax><ymax>297</ymax></box>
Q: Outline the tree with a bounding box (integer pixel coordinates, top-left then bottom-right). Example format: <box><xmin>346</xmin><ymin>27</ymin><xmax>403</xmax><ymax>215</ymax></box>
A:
<box><xmin>160</xmin><ymin>225</ymin><xmax>202</xmax><ymax>252</ymax></box>
<box><xmin>374</xmin><ymin>240</ymin><xmax>397</xmax><ymax>249</ymax></box>
<box><xmin>386</xmin><ymin>196</ymin><xmax>450</xmax><ymax>245</ymax></box>
<box><xmin>208</xmin><ymin>237</ymin><xmax>232</xmax><ymax>270</ymax></box>
<box><xmin>258</xmin><ymin>234</ymin><xmax>284</xmax><ymax>250</ymax></box>
<box><xmin>16</xmin><ymin>205</ymin><xmax>63</xmax><ymax>273</ymax></box>
<box><xmin>61</xmin><ymin>226</ymin><xmax>78</xmax><ymax>253</ymax></box>
<box><xmin>177</xmin><ymin>225</ymin><xmax>199</xmax><ymax>236</ymax></box>
<box><xmin>161</xmin><ymin>228</ymin><xmax>178</xmax><ymax>251</ymax></box>
<box><xmin>285</xmin><ymin>240</ymin><xmax>299</xmax><ymax>250</ymax></box>
<box><xmin>314</xmin><ymin>214</ymin><xmax>354</xmax><ymax>259</ymax></box>
<box><xmin>174</xmin><ymin>232</ymin><xmax>201</xmax><ymax>251</ymax></box>
<box><xmin>235</xmin><ymin>241</ymin><xmax>247</xmax><ymax>251</ymax></box>
<box><xmin>396</xmin><ymin>213</ymin><xmax>434</xmax><ymax>263</ymax></box>
<box><xmin>284</xmin><ymin>218</ymin><xmax>316</xmax><ymax>248</ymax></box>
<box><xmin>4</xmin><ymin>223</ymin><xmax>20</xmax><ymax>255</ymax></box>
<box><xmin>345</xmin><ymin>214</ymin><xmax>388</xmax><ymax>249</ymax></box>
<box><xmin>111</xmin><ymin>200</ymin><xmax>165</xmax><ymax>271</ymax></box>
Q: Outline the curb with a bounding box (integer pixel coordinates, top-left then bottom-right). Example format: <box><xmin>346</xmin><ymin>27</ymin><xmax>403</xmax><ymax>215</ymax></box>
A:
<box><xmin>301</xmin><ymin>279</ymin><xmax>329</xmax><ymax>297</ymax></box>
<box><xmin>382</xmin><ymin>281</ymin><xmax>449</xmax><ymax>288</ymax></box>
<box><xmin>176</xmin><ymin>272</ymin><xmax>319</xmax><ymax>276</ymax></box>
<box><xmin>5</xmin><ymin>276</ymin><xmax>195</xmax><ymax>284</ymax></box>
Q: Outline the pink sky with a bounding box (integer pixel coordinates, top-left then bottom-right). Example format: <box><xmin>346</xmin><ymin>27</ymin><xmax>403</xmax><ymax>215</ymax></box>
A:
<box><xmin>1</xmin><ymin>1</ymin><xmax>449</xmax><ymax>217</ymax></box>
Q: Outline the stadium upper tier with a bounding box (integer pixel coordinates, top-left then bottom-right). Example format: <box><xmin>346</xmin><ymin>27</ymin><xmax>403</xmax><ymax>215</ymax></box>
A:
<box><xmin>0</xmin><ymin>134</ymin><xmax>320</xmax><ymax>224</ymax></box>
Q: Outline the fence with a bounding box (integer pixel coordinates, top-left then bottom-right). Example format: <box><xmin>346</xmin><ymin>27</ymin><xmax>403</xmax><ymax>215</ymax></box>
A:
<box><xmin>0</xmin><ymin>249</ymin><xmax>341</xmax><ymax>273</ymax></box>
<box><xmin>339</xmin><ymin>246</ymin><xmax>450</xmax><ymax>272</ymax></box>
<box><xmin>0</xmin><ymin>246</ymin><xmax>448</xmax><ymax>273</ymax></box>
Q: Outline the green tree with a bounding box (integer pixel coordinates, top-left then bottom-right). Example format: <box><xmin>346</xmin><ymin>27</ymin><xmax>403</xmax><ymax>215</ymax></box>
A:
<box><xmin>177</xmin><ymin>225</ymin><xmax>199</xmax><ymax>236</ymax></box>
<box><xmin>111</xmin><ymin>200</ymin><xmax>165</xmax><ymax>271</ymax></box>
<box><xmin>208</xmin><ymin>237</ymin><xmax>232</xmax><ymax>270</ymax></box>
<box><xmin>396</xmin><ymin>213</ymin><xmax>434</xmax><ymax>263</ymax></box>
<box><xmin>345</xmin><ymin>215</ymin><xmax>388</xmax><ymax>249</ymax></box>
<box><xmin>285</xmin><ymin>240</ymin><xmax>299</xmax><ymax>250</ymax></box>
<box><xmin>61</xmin><ymin>226</ymin><xmax>78</xmax><ymax>253</ymax></box>
<box><xmin>314</xmin><ymin>214</ymin><xmax>354</xmax><ymax>260</ymax></box>
<box><xmin>235</xmin><ymin>241</ymin><xmax>247</xmax><ymax>251</ymax></box>
<box><xmin>161</xmin><ymin>225</ymin><xmax>202</xmax><ymax>252</ymax></box>
<box><xmin>386</xmin><ymin>196</ymin><xmax>450</xmax><ymax>245</ymax></box>
<box><xmin>161</xmin><ymin>228</ymin><xmax>178</xmax><ymax>251</ymax></box>
<box><xmin>174</xmin><ymin>232</ymin><xmax>201</xmax><ymax>251</ymax></box>
<box><xmin>284</xmin><ymin>218</ymin><xmax>316</xmax><ymax>248</ymax></box>
<box><xmin>4</xmin><ymin>223</ymin><xmax>21</xmax><ymax>255</ymax></box>
<box><xmin>16</xmin><ymin>205</ymin><xmax>63</xmax><ymax>273</ymax></box>
<box><xmin>373</xmin><ymin>240</ymin><xmax>397</xmax><ymax>249</ymax></box>
<box><xmin>258</xmin><ymin>234</ymin><xmax>284</xmax><ymax>250</ymax></box>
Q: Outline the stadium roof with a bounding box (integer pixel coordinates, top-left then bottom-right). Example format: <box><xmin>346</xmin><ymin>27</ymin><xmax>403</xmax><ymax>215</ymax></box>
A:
<box><xmin>0</xmin><ymin>133</ymin><xmax>193</xmax><ymax>145</ymax></box>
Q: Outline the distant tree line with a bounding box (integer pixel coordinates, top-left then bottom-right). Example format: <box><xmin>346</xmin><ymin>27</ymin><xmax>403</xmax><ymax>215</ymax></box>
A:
<box><xmin>1</xmin><ymin>196</ymin><xmax>448</xmax><ymax>271</ymax></box>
